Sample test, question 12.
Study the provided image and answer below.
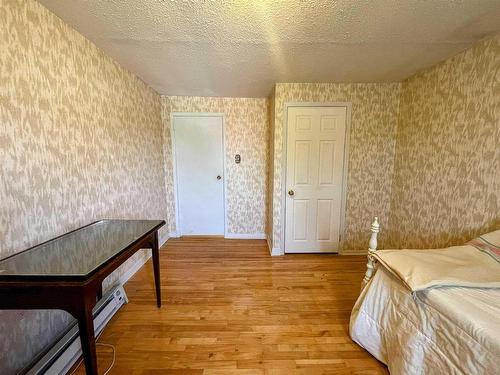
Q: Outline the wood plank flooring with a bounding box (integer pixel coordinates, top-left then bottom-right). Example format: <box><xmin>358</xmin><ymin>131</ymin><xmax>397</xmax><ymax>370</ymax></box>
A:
<box><xmin>71</xmin><ymin>238</ymin><xmax>388</xmax><ymax>374</ymax></box>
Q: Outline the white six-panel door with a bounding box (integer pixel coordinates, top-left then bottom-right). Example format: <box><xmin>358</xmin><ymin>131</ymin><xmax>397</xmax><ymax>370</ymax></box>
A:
<box><xmin>285</xmin><ymin>106</ymin><xmax>347</xmax><ymax>253</ymax></box>
<box><xmin>173</xmin><ymin>115</ymin><xmax>225</xmax><ymax>236</ymax></box>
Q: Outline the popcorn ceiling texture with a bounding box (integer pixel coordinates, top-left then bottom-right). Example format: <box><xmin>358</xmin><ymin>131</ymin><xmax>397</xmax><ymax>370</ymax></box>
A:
<box><xmin>386</xmin><ymin>34</ymin><xmax>500</xmax><ymax>249</ymax></box>
<box><xmin>269</xmin><ymin>83</ymin><xmax>402</xmax><ymax>253</ymax></box>
<box><xmin>38</xmin><ymin>0</ymin><xmax>500</xmax><ymax>97</ymax></box>
<box><xmin>162</xmin><ymin>96</ymin><xmax>270</xmax><ymax>236</ymax></box>
<box><xmin>0</xmin><ymin>0</ymin><xmax>168</xmax><ymax>373</ymax></box>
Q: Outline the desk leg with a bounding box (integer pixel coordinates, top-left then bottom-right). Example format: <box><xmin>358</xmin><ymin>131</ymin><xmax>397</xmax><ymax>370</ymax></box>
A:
<box><xmin>76</xmin><ymin>298</ymin><xmax>98</xmax><ymax>375</ymax></box>
<box><xmin>152</xmin><ymin>231</ymin><xmax>162</xmax><ymax>308</ymax></box>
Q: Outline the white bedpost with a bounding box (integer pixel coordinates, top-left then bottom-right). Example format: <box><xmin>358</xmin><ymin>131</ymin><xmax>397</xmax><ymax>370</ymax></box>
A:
<box><xmin>362</xmin><ymin>216</ymin><xmax>380</xmax><ymax>289</ymax></box>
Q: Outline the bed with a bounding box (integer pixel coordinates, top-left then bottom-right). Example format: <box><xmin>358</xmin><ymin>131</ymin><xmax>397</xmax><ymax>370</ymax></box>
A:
<box><xmin>349</xmin><ymin>217</ymin><xmax>500</xmax><ymax>374</ymax></box>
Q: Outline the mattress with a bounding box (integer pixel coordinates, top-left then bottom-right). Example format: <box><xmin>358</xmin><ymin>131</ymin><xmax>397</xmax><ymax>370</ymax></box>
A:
<box><xmin>350</xmin><ymin>266</ymin><xmax>500</xmax><ymax>375</ymax></box>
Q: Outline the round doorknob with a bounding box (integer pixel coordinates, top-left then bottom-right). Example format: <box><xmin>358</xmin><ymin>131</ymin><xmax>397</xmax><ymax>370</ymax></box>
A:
<box><xmin>288</xmin><ymin>190</ymin><xmax>294</xmax><ymax>196</ymax></box>
<box><xmin>217</xmin><ymin>175</ymin><xmax>222</xmax><ymax>180</ymax></box>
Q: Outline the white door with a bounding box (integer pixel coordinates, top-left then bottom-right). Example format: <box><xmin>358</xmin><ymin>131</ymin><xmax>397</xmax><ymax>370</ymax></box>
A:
<box><xmin>285</xmin><ymin>106</ymin><xmax>347</xmax><ymax>253</ymax></box>
<box><xmin>173</xmin><ymin>115</ymin><xmax>225</xmax><ymax>236</ymax></box>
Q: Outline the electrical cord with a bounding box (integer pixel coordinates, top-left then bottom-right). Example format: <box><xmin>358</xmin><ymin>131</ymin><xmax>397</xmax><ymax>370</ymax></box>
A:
<box><xmin>68</xmin><ymin>330</ymin><xmax>116</xmax><ymax>375</ymax></box>
<box><xmin>96</xmin><ymin>342</ymin><xmax>116</xmax><ymax>375</ymax></box>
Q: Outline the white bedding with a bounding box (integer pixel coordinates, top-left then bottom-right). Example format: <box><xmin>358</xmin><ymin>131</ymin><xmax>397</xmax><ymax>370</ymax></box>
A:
<box><xmin>372</xmin><ymin>230</ymin><xmax>500</xmax><ymax>292</ymax></box>
<box><xmin>350</xmin><ymin>267</ymin><xmax>500</xmax><ymax>374</ymax></box>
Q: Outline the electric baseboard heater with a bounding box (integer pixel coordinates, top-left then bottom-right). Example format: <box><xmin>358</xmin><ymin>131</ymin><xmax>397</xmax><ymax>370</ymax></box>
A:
<box><xmin>26</xmin><ymin>285</ymin><xmax>128</xmax><ymax>375</ymax></box>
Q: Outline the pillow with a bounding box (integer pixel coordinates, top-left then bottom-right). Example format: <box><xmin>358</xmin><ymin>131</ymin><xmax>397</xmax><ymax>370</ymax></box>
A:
<box><xmin>467</xmin><ymin>229</ymin><xmax>500</xmax><ymax>263</ymax></box>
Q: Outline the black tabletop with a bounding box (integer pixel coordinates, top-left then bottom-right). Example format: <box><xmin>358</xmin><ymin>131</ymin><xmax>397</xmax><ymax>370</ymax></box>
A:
<box><xmin>0</xmin><ymin>220</ymin><xmax>165</xmax><ymax>279</ymax></box>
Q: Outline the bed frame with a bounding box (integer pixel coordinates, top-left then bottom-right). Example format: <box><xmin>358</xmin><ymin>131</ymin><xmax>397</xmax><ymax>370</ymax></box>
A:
<box><xmin>362</xmin><ymin>216</ymin><xmax>380</xmax><ymax>289</ymax></box>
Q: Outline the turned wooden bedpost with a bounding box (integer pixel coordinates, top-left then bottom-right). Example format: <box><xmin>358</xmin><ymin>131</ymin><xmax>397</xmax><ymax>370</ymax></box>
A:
<box><xmin>362</xmin><ymin>216</ymin><xmax>380</xmax><ymax>289</ymax></box>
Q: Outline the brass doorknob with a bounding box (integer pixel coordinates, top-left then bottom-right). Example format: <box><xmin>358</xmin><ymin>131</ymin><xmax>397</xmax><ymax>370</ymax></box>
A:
<box><xmin>288</xmin><ymin>190</ymin><xmax>294</xmax><ymax>196</ymax></box>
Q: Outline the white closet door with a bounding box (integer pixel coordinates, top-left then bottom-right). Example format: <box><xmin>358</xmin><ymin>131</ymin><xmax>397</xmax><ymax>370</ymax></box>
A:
<box><xmin>173</xmin><ymin>115</ymin><xmax>225</xmax><ymax>235</ymax></box>
<box><xmin>285</xmin><ymin>106</ymin><xmax>347</xmax><ymax>253</ymax></box>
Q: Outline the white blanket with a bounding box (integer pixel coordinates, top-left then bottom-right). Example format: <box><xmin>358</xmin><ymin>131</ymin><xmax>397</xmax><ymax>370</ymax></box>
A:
<box><xmin>372</xmin><ymin>230</ymin><xmax>500</xmax><ymax>292</ymax></box>
<box><xmin>350</xmin><ymin>267</ymin><xmax>500</xmax><ymax>374</ymax></box>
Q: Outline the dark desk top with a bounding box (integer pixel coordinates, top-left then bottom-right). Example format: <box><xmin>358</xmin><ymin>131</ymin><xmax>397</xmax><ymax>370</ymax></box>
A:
<box><xmin>0</xmin><ymin>220</ymin><xmax>165</xmax><ymax>279</ymax></box>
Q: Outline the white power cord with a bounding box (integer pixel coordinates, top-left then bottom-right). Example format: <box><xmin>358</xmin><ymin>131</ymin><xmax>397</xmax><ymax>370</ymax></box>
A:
<box><xmin>96</xmin><ymin>342</ymin><xmax>116</xmax><ymax>375</ymax></box>
<box><xmin>68</xmin><ymin>330</ymin><xmax>116</xmax><ymax>375</ymax></box>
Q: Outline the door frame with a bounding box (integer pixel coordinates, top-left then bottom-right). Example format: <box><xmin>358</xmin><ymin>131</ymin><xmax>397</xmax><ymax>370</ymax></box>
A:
<box><xmin>170</xmin><ymin>112</ymin><xmax>228</xmax><ymax>237</ymax></box>
<box><xmin>280</xmin><ymin>102</ymin><xmax>352</xmax><ymax>254</ymax></box>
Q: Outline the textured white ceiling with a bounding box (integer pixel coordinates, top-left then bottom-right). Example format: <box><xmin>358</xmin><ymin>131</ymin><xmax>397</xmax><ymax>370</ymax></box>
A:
<box><xmin>38</xmin><ymin>0</ymin><xmax>500</xmax><ymax>97</ymax></box>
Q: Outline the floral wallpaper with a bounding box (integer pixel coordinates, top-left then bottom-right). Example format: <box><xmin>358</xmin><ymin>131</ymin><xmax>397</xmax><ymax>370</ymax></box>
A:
<box><xmin>267</xmin><ymin>88</ymin><xmax>276</xmax><ymax>245</ymax></box>
<box><xmin>1</xmin><ymin>0</ymin><xmax>498</xmax><ymax>372</ymax></box>
<box><xmin>387</xmin><ymin>34</ymin><xmax>500</xmax><ymax>249</ymax></box>
<box><xmin>162</xmin><ymin>96</ymin><xmax>270</xmax><ymax>235</ymax></box>
<box><xmin>269</xmin><ymin>83</ymin><xmax>402</xmax><ymax>253</ymax></box>
<box><xmin>0</xmin><ymin>0</ymin><xmax>168</xmax><ymax>373</ymax></box>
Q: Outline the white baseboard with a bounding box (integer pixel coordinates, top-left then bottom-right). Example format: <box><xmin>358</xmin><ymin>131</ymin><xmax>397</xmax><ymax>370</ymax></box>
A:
<box><xmin>224</xmin><ymin>233</ymin><xmax>267</xmax><ymax>239</ymax></box>
<box><xmin>159</xmin><ymin>232</ymin><xmax>170</xmax><ymax>247</ymax></box>
<box><xmin>117</xmin><ymin>251</ymin><xmax>152</xmax><ymax>285</ymax></box>
<box><xmin>266</xmin><ymin>235</ymin><xmax>283</xmax><ymax>256</ymax></box>
<box><xmin>169</xmin><ymin>231</ymin><xmax>180</xmax><ymax>238</ymax></box>
<box><xmin>341</xmin><ymin>249</ymin><xmax>368</xmax><ymax>255</ymax></box>
<box><xmin>270</xmin><ymin>247</ymin><xmax>282</xmax><ymax>256</ymax></box>
<box><xmin>117</xmin><ymin>233</ymin><xmax>170</xmax><ymax>286</ymax></box>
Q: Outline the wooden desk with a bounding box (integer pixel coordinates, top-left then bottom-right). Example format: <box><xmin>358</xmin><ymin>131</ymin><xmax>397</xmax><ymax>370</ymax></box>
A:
<box><xmin>0</xmin><ymin>220</ymin><xmax>165</xmax><ymax>375</ymax></box>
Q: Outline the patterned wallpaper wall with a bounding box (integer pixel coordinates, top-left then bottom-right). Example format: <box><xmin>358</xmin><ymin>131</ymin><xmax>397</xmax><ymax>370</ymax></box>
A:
<box><xmin>267</xmin><ymin>88</ymin><xmax>276</xmax><ymax>244</ymax></box>
<box><xmin>1</xmin><ymin>0</ymin><xmax>498</xmax><ymax>372</ymax></box>
<box><xmin>0</xmin><ymin>0</ymin><xmax>168</xmax><ymax>373</ymax></box>
<box><xmin>387</xmin><ymin>34</ymin><xmax>500</xmax><ymax>249</ymax></box>
<box><xmin>162</xmin><ymin>96</ymin><xmax>270</xmax><ymax>235</ymax></box>
<box><xmin>269</xmin><ymin>83</ymin><xmax>402</xmax><ymax>253</ymax></box>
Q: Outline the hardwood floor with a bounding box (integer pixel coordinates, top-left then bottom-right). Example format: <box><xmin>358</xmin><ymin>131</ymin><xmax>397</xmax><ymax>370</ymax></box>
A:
<box><xmin>72</xmin><ymin>238</ymin><xmax>388</xmax><ymax>374</ymax></box>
